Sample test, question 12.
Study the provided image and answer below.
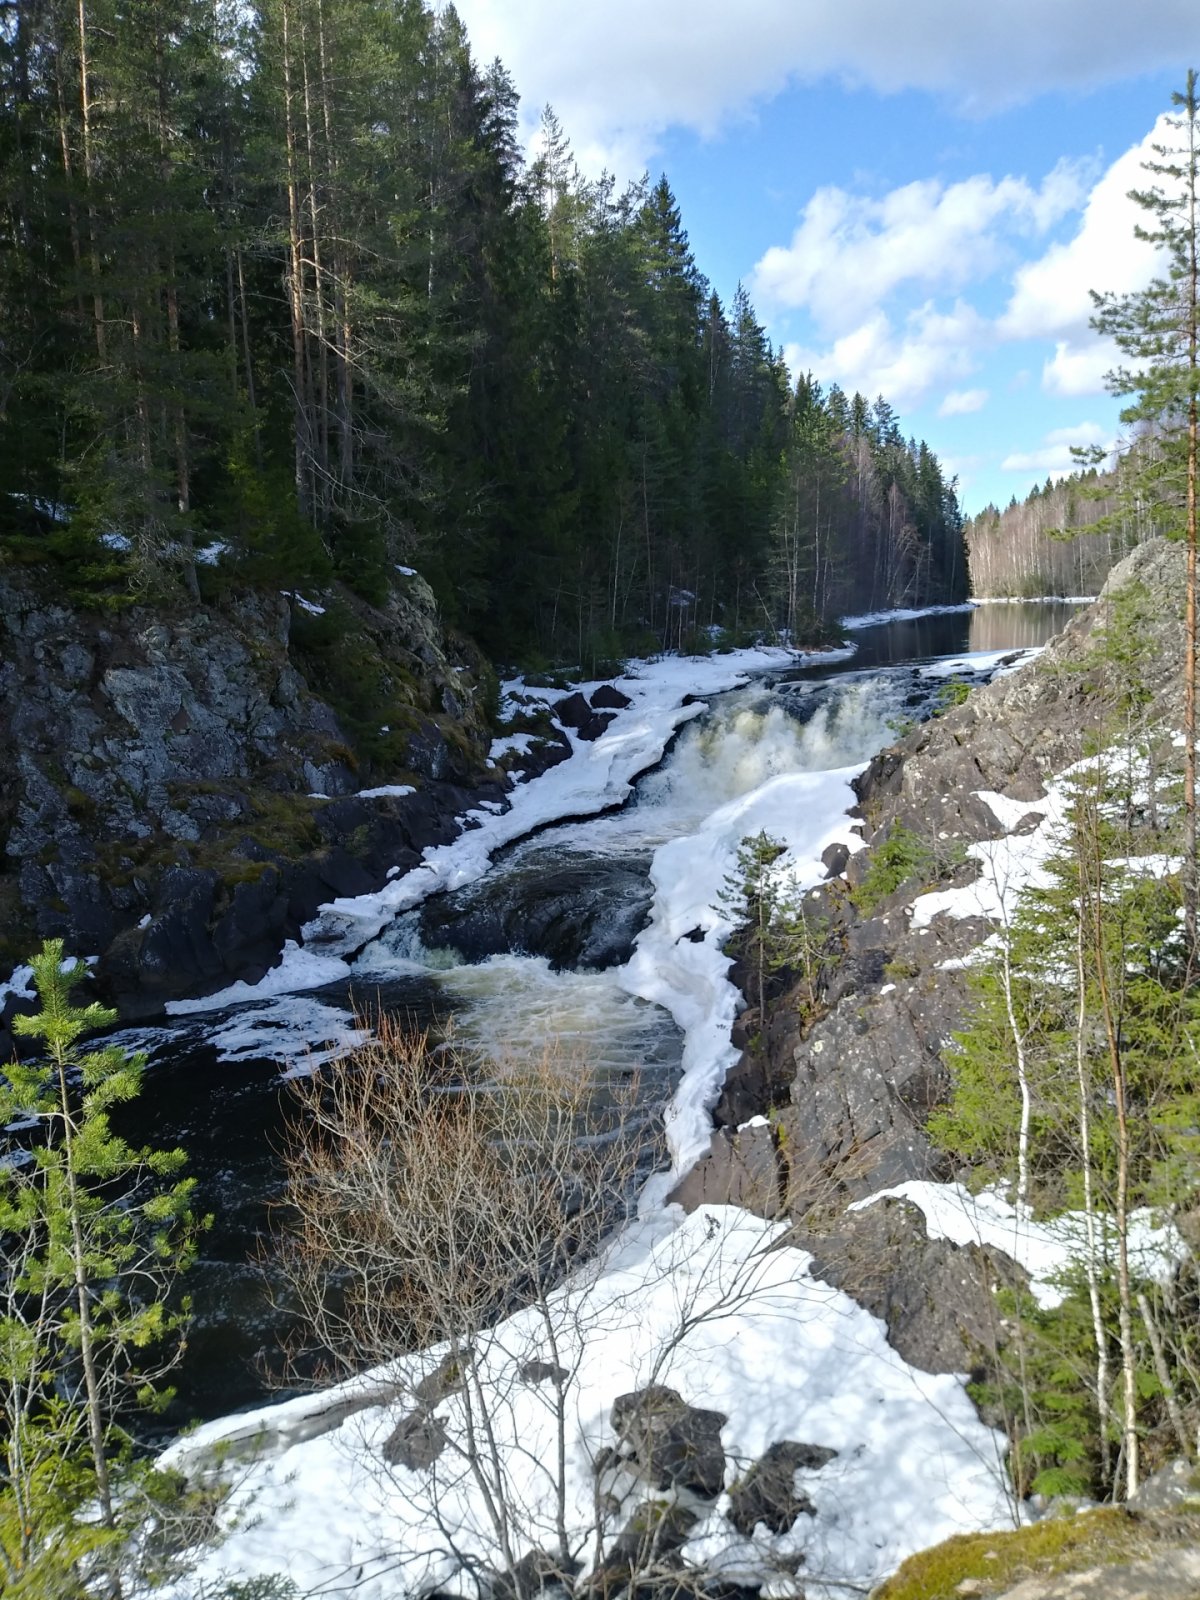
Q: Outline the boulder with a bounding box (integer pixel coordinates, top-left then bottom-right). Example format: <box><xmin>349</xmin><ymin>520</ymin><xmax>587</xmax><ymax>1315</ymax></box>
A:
<box><xmin>610</xmin><ymin>1385</ymin><xmax>728</xmax><ymax>1499</ymax></box>
<box><xmin>381</xmin><ymin>1408</ymin><xmax>448</xmax><ymax>1471</ymax></box>
<box><xmin>590</xmin><ymin>684</ymin><xmax>632</xmax><ymax>710</ymax></box>
<box><xmin>413</xmin><ymin>1347</ymin><xmax>472</xmax><ymax>1407</ymax></box>
<box><xmin>491</xmin><ymin>1548</ymin><xmax>579</xmax><ymax>1600</ymax></box>
<box><xmin>821</xmin><ymin>841</ymin><xmax>851</xmax><ymax>878</ymax></box>
<box><xmin>520</xmin><ymin>1360</ymin><xmax>570</xmax><ymax>1387</ymax></box>
<box><xmin>554</xmin><ymin>691</ymin><xmax>615</xmax><ymax>742</ymax></box>
<box><xmin>1128</xmin><ymin>1459</ymin><xmax>1200</xmax><ymax>1515</ymax></box>
<box><xmin>799</xmin><ymin>1197</ymin><xmax>1027</xmax><ymax>1375</ymax></box>
<box><xmin>726</xmin><ymin>1439</ymin><xmax>836</xmax><ymax>1536</ymax></box>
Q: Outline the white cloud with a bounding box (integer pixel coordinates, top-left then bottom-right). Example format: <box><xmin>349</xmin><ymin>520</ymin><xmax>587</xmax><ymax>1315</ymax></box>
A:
<box><xmin>938</xmin><ymin>388</ymin><xmax>989</xmax><ymax>417</ymax></box>
<box><xmin>1041</xmin><ymin>340</ymin><xmax>1118</xmax><ymax>397</ymax></box>
<box><xmin>1001</xmin><ymin>120</ymin><xmax>1168</xmax><ymax>341</ymax></box>
<box><xmin>995</xmin><ymin>119</ymin><xmax>1172</xmax><ymax>395</ymax></box>
<box><xmin>1001</xmin><ymin>421</ymin><xmax>1113</xmax><ymax>475</ymax></box>
<box><xmin>450</xmin><ymin>1</ymin><xmax>1195</xmax><ymax>175</ymax></box>
<box><xmin>752</xmin><ymin>165</ymin><xmax>1085</xmax><ymax>333</ymax></box>
<box><xmin>784</xmin><ymin>299</ymin><xmax>986</xmax><ymax>410</ymax></box>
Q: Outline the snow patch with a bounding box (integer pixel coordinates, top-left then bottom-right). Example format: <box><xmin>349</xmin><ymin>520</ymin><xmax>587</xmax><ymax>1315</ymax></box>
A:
<box><xmin>161</xmin><ymin>1206</ymin><xmax>1010</xmax><ymax>1600</ymax></box>
<box><xmin>853</xmin><ymin>1181</ymin><xmax>1184</xmax><ymax>1311</ymax></box>
<box><xmin>164</xmin><ymin>941</ymin><xmax>352</xmax><ymax>1016</ymax></box>
<box><xmin>356</xmin><ymin>783</ymin><xmax>416</xmax><ymax>800</ymax></box>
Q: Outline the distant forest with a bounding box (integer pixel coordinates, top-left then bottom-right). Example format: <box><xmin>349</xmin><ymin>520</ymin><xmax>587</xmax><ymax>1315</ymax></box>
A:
<box><xmin>965</xmin><ymin>434</ymin><xmax>1171</xmax><ymax>599</ymax></box>
<box><xmin>0</xmin><ymin>0</ymin><xmax>966</xmax><ymax>665</ymax></box>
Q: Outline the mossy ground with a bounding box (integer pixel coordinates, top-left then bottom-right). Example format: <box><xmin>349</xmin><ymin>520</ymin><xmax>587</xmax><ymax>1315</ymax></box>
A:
<box><xmin>872</xmin><ymin>1507</ymin><xmax>1199</xmax><ymax>1600</ymax></box>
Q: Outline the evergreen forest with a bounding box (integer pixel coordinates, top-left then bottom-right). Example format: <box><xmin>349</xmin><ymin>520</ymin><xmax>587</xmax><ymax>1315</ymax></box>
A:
<box><xmin>0</xmin><ymin>0</ymin><xmax>966</xmax><ymax>666</ymax></box>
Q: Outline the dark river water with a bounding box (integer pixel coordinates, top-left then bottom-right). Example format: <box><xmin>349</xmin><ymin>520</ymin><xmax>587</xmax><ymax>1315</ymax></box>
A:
<box><xmin>97</xmin><ymin>599</ymin><xmax>1081</xmax><ymax>1430</ymax></box>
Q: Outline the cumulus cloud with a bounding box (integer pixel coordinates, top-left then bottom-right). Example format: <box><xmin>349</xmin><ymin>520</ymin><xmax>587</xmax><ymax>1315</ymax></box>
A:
<box><xmin>938</xmin><ymin>388</ymin><xmax>989</xmax><ymax>417</ymax></box>
<box><xmin>451</xmin><ymin>0</ymin><xmax>1194</xmax><ymax>174</ymax></box>
<box><xmin>784</xmin><ymin>300</ymin><xmax>987</xmax><ymax>411</ymax></box>
<box><xmin>1001</xmin><ymin>421</ymin><xmax>1113</xmax><ymax>475</ymax></box>
<box><xmin>996</xmin><ymin>119</ymin><xmax>1170</xmax><ymax>395</ymax></box>
<box><xmin>1042</xmin><ymin>340</ymin><xmax>1118</xmax><ymax>397</ymax></box>
<box><xmin>1000</xmin><ymin>121</ymin><xmax>1168</xmax><ymax>338</ymax></box>
<box><xmin>752</xmin><ymin>164</ymin><xmax>1085</xmax><ymax>332</ymax></box>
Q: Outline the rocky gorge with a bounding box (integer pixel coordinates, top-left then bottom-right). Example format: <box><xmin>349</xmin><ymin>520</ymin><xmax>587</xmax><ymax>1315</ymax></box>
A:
<box><xmin>2</xmin><ymin>543</ymin><xmax>1195</xmax><ymax>1599</ymax></box>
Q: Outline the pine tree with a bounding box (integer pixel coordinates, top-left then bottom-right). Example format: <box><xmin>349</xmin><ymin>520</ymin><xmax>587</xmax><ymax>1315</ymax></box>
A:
<box><xmin>1091</xmin><ymin>70</ymin><xmax>1199</xmax><ymax>946</ymax></box>
<box><xmin>0</xmin><ymin>942</ymin><xmax>202</xmax><ymax>1595</ymax></box>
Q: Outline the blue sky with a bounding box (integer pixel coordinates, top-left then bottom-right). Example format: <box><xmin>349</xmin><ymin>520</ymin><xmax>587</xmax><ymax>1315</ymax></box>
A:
<box><xmin>450</xmin><ymin>2</ymin><xmax>1197</xmax><ymax>517</ymax></box>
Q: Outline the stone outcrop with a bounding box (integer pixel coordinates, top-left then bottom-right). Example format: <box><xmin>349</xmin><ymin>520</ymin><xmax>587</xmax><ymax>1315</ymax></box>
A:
<box><xmin>679</xmin><ymin>540</ymin><xmax>1187</xmax><ymax>1377</ymax></box>
<box><xmin>0</xmin><ymin>569</ymin><xmax>498</xmax><ymax>1015</ymax></box>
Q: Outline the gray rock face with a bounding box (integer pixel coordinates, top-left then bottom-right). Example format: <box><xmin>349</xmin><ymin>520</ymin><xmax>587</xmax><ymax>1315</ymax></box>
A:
<box><xmin>991</xmin><ymin>1545</ymin><xmax>1200</xmax><ymax>1600</ymax></box>
<box><xmin>1128</xmin><ymin>1458</ymin><xmax>1200</xmax><ymax>1514</ymax></box>
<box><xmin>697</xmin><ymin>542</ymin><xmax>1189</xmax><ymax>1387</ymax></box>
<box><xmin>799</xmin><ymin>1198</ymin><xmax>1027</xmax><ymax>1375</ymax></box>
<box><xmin>0</xmin><ymin>573</ymin><xmax>496</xmax><ymax>1011</ymax></box>
<box><xmin>668</xmin><ymin>1123</ymin><xmax>785</xmax><ymax>1219</ymax></box>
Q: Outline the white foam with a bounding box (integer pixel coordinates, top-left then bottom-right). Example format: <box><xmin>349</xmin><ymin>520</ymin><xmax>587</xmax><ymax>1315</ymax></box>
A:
<box><xmin>165</xmin><ymin>942</ymin><xmax>352</xmax><ymax>1016</ymax></box>
<box><xmin>840</xmin><ymin>602</ymin><xmax>976</xmax><ymax>629</ymax></box>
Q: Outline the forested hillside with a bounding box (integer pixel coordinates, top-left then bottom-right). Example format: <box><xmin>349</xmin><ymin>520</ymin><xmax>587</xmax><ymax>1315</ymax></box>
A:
<box><xmin>965</xmin><ymin>434</ymin><xmax>1172</xmax><ymax>598</ymax></box>
<box><xmin>0</xmin><ymin>0</ymin><xmax>965</xmax><ymax>665</ymax></box>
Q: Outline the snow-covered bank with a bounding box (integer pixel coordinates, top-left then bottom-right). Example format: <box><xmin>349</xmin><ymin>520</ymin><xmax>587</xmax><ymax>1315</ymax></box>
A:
<box><xmin>162</xmin><ymin>1207</ymin><xmax>1011</xmax><ymax>1600</ymax></box>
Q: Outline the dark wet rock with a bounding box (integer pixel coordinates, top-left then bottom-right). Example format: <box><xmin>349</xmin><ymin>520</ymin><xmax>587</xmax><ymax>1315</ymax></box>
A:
<box><xmin>821</xmin><ymin>841</ymin><xmax>851</xmax><ymax>878</ymax></box>
<box><xmin>668</xmin><ymin>1122</ymin><xmax>784</xmax><ymax>1219</ymax></box>
<box><xmin>419</xmin><ymin>853</ymin><xmax>654</xmax><ymax>972</ymax></box>
<box><xmin>799</xmin><ymin>1197</ymin><xmax>1027</xmax><ymax>1375</ymax></box>
<box><xmin>726</xmin><ymin>1440</ymin><xmax>835</xmax><ymax>1536</ymax></box>
<box><xmin>712</xmin><ymin>1051</ymin><xmax>773</xmax><ymax>1130</ymax></box>
<box><xmin>503</xmin><ymin>727</ymin><xmax>572</xmax><ymax>783</ymax></box>
<box><xmin>554</xmin><ymin>690</ymin><xmax>615</xmax><ymax>741</ymax></box>
<box><xmin>610</xmin><ymin>1385</ymin><xmax>728</xmax><ymax>1499</ymax></box>
<box><xmin>381</xmin><ymin>1408</ymin><xmax>448</xmax><ymax>1470</ymax></box>
<box><xmin>590</xmin><ymin>684</ymin><xmax>632</xmax><ymax>710</ymax></box>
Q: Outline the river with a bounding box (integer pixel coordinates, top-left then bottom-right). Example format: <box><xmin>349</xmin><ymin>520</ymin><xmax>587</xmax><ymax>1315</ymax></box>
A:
<box><xmin>107</xmin><ymin>599</ymin><xmax>1081</xmax><ymax>1428</ymax></box>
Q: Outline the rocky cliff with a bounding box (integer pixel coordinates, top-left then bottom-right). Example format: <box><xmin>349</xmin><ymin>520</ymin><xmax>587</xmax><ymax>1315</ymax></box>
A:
<box><xmin>0</xmin><ymin>569</ymin><xmax>502</xmax><ymax>1017</ymax></box>
<box><xmin>674</xmin><ymin>537</ymin><xmax>1187</xmax><ymax>1373</ymax></box>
